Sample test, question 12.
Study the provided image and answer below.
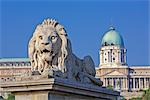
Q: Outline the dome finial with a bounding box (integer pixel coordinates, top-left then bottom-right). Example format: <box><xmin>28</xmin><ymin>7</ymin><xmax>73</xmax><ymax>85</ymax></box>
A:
<box><xmin>109</xmin><ymin>26</ymin><xmax>115</xmax><ymax>30</ymax></box>
<box><xmin>109</xmin><ymin>18</ymin><xmax>115</xmax><ymax>30</ymax></box>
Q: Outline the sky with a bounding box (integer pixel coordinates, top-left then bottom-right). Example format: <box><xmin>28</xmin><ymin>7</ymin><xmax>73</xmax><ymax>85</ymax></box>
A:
<box><xmin>0</xmin><ymin>0</ymin><xmax>149</xmax><ymax>66</ymax></box>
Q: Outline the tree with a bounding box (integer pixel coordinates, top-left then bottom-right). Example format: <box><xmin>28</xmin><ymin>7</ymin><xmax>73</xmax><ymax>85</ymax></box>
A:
<box><xmin>106</xmin><ymin>85</ymin><xmax>114</xmax><ymax>90</ymax></box>
<box><xmin>129</xmin><ymin>97</ymin><xmax>142</xmax><ymax>100</ymax></box>
<box><xmin>6</xmin><ymin>94</ymin><xmax>15</xmax><ymax>100</ymax></box>
<box><xmin>129</xmin><ymin>88</ymin><xmax>150</xmax><ymax>100</ymax></box>
<box><xmin>142</xmin><ymin>88</ymin><xmax>150</xmax><ymax>100</ymax></box>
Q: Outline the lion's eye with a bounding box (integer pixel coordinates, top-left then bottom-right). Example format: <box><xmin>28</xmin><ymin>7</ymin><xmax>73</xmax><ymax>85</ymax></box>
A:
<box><xmin>51</xmin><ymin>36</ymin><xmax>56</xmax><ymax>40</ymax></box>
<box><xmin>39</xmin><ymin>36</ymin><xmax>43</xmax><ymax>40</ymax></box>
<box><xmin>59</xmin><ymin>28</ymin><xmax>63</xmax><ymax>31</ymax></box>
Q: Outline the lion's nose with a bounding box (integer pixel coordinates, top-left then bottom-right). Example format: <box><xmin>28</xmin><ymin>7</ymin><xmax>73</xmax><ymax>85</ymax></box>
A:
<box><xmin>42</xmin><ymin>42</ymin><xmax>49</xmax><ymax>45</ymax></box>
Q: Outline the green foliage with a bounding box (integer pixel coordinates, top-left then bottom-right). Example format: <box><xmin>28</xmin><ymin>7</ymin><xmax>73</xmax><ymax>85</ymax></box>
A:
<box><xmin>142</xmin><ymin>88</ymin><xmax>150</xmax><ymax>100</ymax></box>
<box><xmin>6</xmin><ymin>94</ymin><xmax>15</xmax><ymax>100</ymax></box>
<box><xmin>129</xmin><ymin>97</ymin><xmax>142</xmax><ymax>100</ymax></box>
<box><xmin>106</xmin><ymin>85</ymin><xmax>114</xmax><ymax>90</ymax></box>
<box><xmin>120</xmin><ymin>96</ymin><xmax>126</xmax><ymax>100</ymax></box>
<box><xmin>129</xmin><ymin>88</ymin><xmax>150</xmax><ymax>100</ymax></box>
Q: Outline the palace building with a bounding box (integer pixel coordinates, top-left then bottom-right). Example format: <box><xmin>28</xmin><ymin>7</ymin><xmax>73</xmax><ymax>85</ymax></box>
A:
<box><xmin>0</xmin><ymin>26</ymin><xmax>149</xmax><ymax>99</ymax></box>
<box><xmin>96</xmin><ymin>26</ymin><xmax>150</xmax><ymax>99</ymax></box>
<box><xmin>0</xmin><ymin>58</ymin><xmax>31</xmax><ymax>98</ymax></box>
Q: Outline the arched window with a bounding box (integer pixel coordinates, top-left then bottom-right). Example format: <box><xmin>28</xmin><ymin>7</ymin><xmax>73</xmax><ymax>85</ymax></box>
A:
<box><xmin>121</xmin><ymin>50</ymin><xmax>124</xmax><ymax>63</ymax></box>
<box><xmin>111</xmin><ymin>43</ymin><xmax>114</xmax><ymax>45</ymax></box>
<box><xmin>104</xmin><ymin>42</ymin><xmax>107</xmax><ymax>46</ymax></box>
<box><xmin>108</xmin><ymin>52</ymin><xmax>110</xmax><ymax>62</ymax></box>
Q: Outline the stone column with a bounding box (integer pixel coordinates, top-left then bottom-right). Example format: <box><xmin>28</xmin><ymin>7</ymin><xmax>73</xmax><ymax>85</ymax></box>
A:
<box><xmin>124</xmin><ymin>78</ymin><xmax>126</xmax><ymax>90</ymax></box>
<box><xmin>117</xmin><ymin>51</ymin><xmax>120</xmax><ymax>63</ymax></box>
<box><xmin>115</xmin><ymin>78</ymin><xmax>117</xmax><ymax>89</ymax></box>
<box><xmin>104</xmin><ymin>78</ymin><xmax>106</xmax><ymax>86</ymax></box>
<box><xmin>117</xmin><ymin>78</ymin><xmax>119</xmax><ymax>89</ymax></box>
<box><xmin>104</xmin><ymin>78</ymin><xmax>106</xmax><ymax>87</ymax></box>
<box><xmin>106</xmin><ymin>78</ymin><xmax>107</xmax><ymax>86</ymax></box>
<box><xmin>144</xmin><ymin>78</ymin><xmax>147</xmax><ymax>89</ymax></box>
<box><xmin>141</xmin><ymin>78</ymin><xmax>143</xmax><ymax>89</ymax></box>
<box><xmin>133</xmin><ymin>78</ymin><xmax>135</xmax><ymax>90</ymax></box>
<box><xmin>123</xmin><ymin>78</ymin><xmax>125</xmax><ymax>90</ymax></box>
<box><xmin>119</xmin><ymin>78</ymin><xmax>121</xmax><ymax>90</ymax></box>
<box><xmin>143</xmin><ymin>77</ymin><xmax>145</xmax><ymax>89</ymax></box>
<box><xmin>103</xmin><ymin>78</ymin><xmax>105</xmax><ymax>87</ymax></box>
<box><xmin>119</xmin><ymin>51</ymin><xmax>121</xmax><ymax>63</ymax></box>
<box><xmin>139</xmin><ymin>78</ymin><xmax>141</xmax><ymax>89</ymax></box>
<box><xmin>124</xmin><ymin>50</ymin><xmax>126</xmax><ymax>64</ymax></box>
<box><xmin>108</xmin><ymin>78</ymin><xmax>110</xmax><ymax>86</ymax></box>
<box><xmin>127</xmin><ymin>78</ymin><xmax>128</xmax><ymax>90</ymax></box>
<box><xmin>106</xmin><ymin>78</ymin><xmax>108</xmax><ymax>87</ymax></box>
<box><xmin>100</xmin><ymin>50</ymin><xmax>104</xmax><ymax>65</ymax></box>
<box><xmin>128</xmin><ymin>78</ymin><xmax>129</xmax><ymax>90</ymax></box>
<box><xmin>121</xmin><ymin>78</ymin><xmax>123</xmax><ymax>90</ymax></box>
<box><xmin>112</xmin><ymin>78</ymin><xmax>114</xmax><ymax>86</ymax></box>
<box><xmin>114</xmin><ymin>78</ymin><xmax>116</xmax><ymax>89</ymax></box>
<box><xmin>110</xmin><ymin>78</ymin><xmax>112</xmax><ymax>86</ymax></box>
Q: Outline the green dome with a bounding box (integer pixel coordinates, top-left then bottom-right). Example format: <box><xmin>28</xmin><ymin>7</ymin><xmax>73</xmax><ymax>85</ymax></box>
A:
<box><xmin>101</xmin><ymin>27</ymin><xmax>124</xmax><ymax>47</ymax></box>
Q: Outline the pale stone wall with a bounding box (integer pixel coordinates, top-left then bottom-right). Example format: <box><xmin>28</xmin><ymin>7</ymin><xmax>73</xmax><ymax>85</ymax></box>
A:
<box><xmin>0</xmin><ymin>60</ymin><xmax>31</xmax><ymax>98</ymax></box>
<box><xmin>100</xmin><ymin>46</ymin><xmax>127</xmax><ymax>67</ymax></box>
<box><xmin>0</xmin><ymin>78</ymin><xmax>120</xmax><ymax>100</ymax></box>
<box><xmin>0</xmin><ymin>66</ymin><xmax>31</xmax><ymax>82</ymax></box>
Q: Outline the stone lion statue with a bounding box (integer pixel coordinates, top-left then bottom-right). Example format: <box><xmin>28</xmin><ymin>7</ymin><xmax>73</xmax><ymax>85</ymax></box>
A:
<box><xmin>28</xmin><ymin>19</ymin><xmax>103</xmax><ymax>86</ymax></box>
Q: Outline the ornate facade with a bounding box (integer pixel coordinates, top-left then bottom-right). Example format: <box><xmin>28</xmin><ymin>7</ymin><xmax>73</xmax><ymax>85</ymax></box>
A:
<box><xmin>96</xmin><ymin>26</ymin><xmax>150</xmax><ymax>99</ymax></box>
<box><xmin>0</xmin><ymin>58</ymin><xmax>31</xmax><ymax>82</ymax></box>
<box><xmin>0</xmin><ymin>58</ymin><xmax>31</xmax><ymax>97</ymax></box>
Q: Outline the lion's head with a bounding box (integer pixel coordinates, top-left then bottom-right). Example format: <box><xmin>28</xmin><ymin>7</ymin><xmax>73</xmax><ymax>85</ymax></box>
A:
<box><xmin>28</xmin><ymin>19</ymin><xmax>69</xmax><ymax>73</ymax></box>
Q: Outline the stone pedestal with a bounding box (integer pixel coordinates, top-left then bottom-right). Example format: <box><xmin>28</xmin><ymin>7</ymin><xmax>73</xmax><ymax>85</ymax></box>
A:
<box><xmin>0</xmin><ymin>77</ymin><xmax>120</xmax><ymax>100</ymax></box>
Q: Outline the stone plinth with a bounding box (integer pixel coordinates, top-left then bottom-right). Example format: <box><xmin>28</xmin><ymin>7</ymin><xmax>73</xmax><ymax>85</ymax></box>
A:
<box><xmin>0</xmin><ymin>77</ymin><xmax>120</xmax><ymax>100</ymax></box>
